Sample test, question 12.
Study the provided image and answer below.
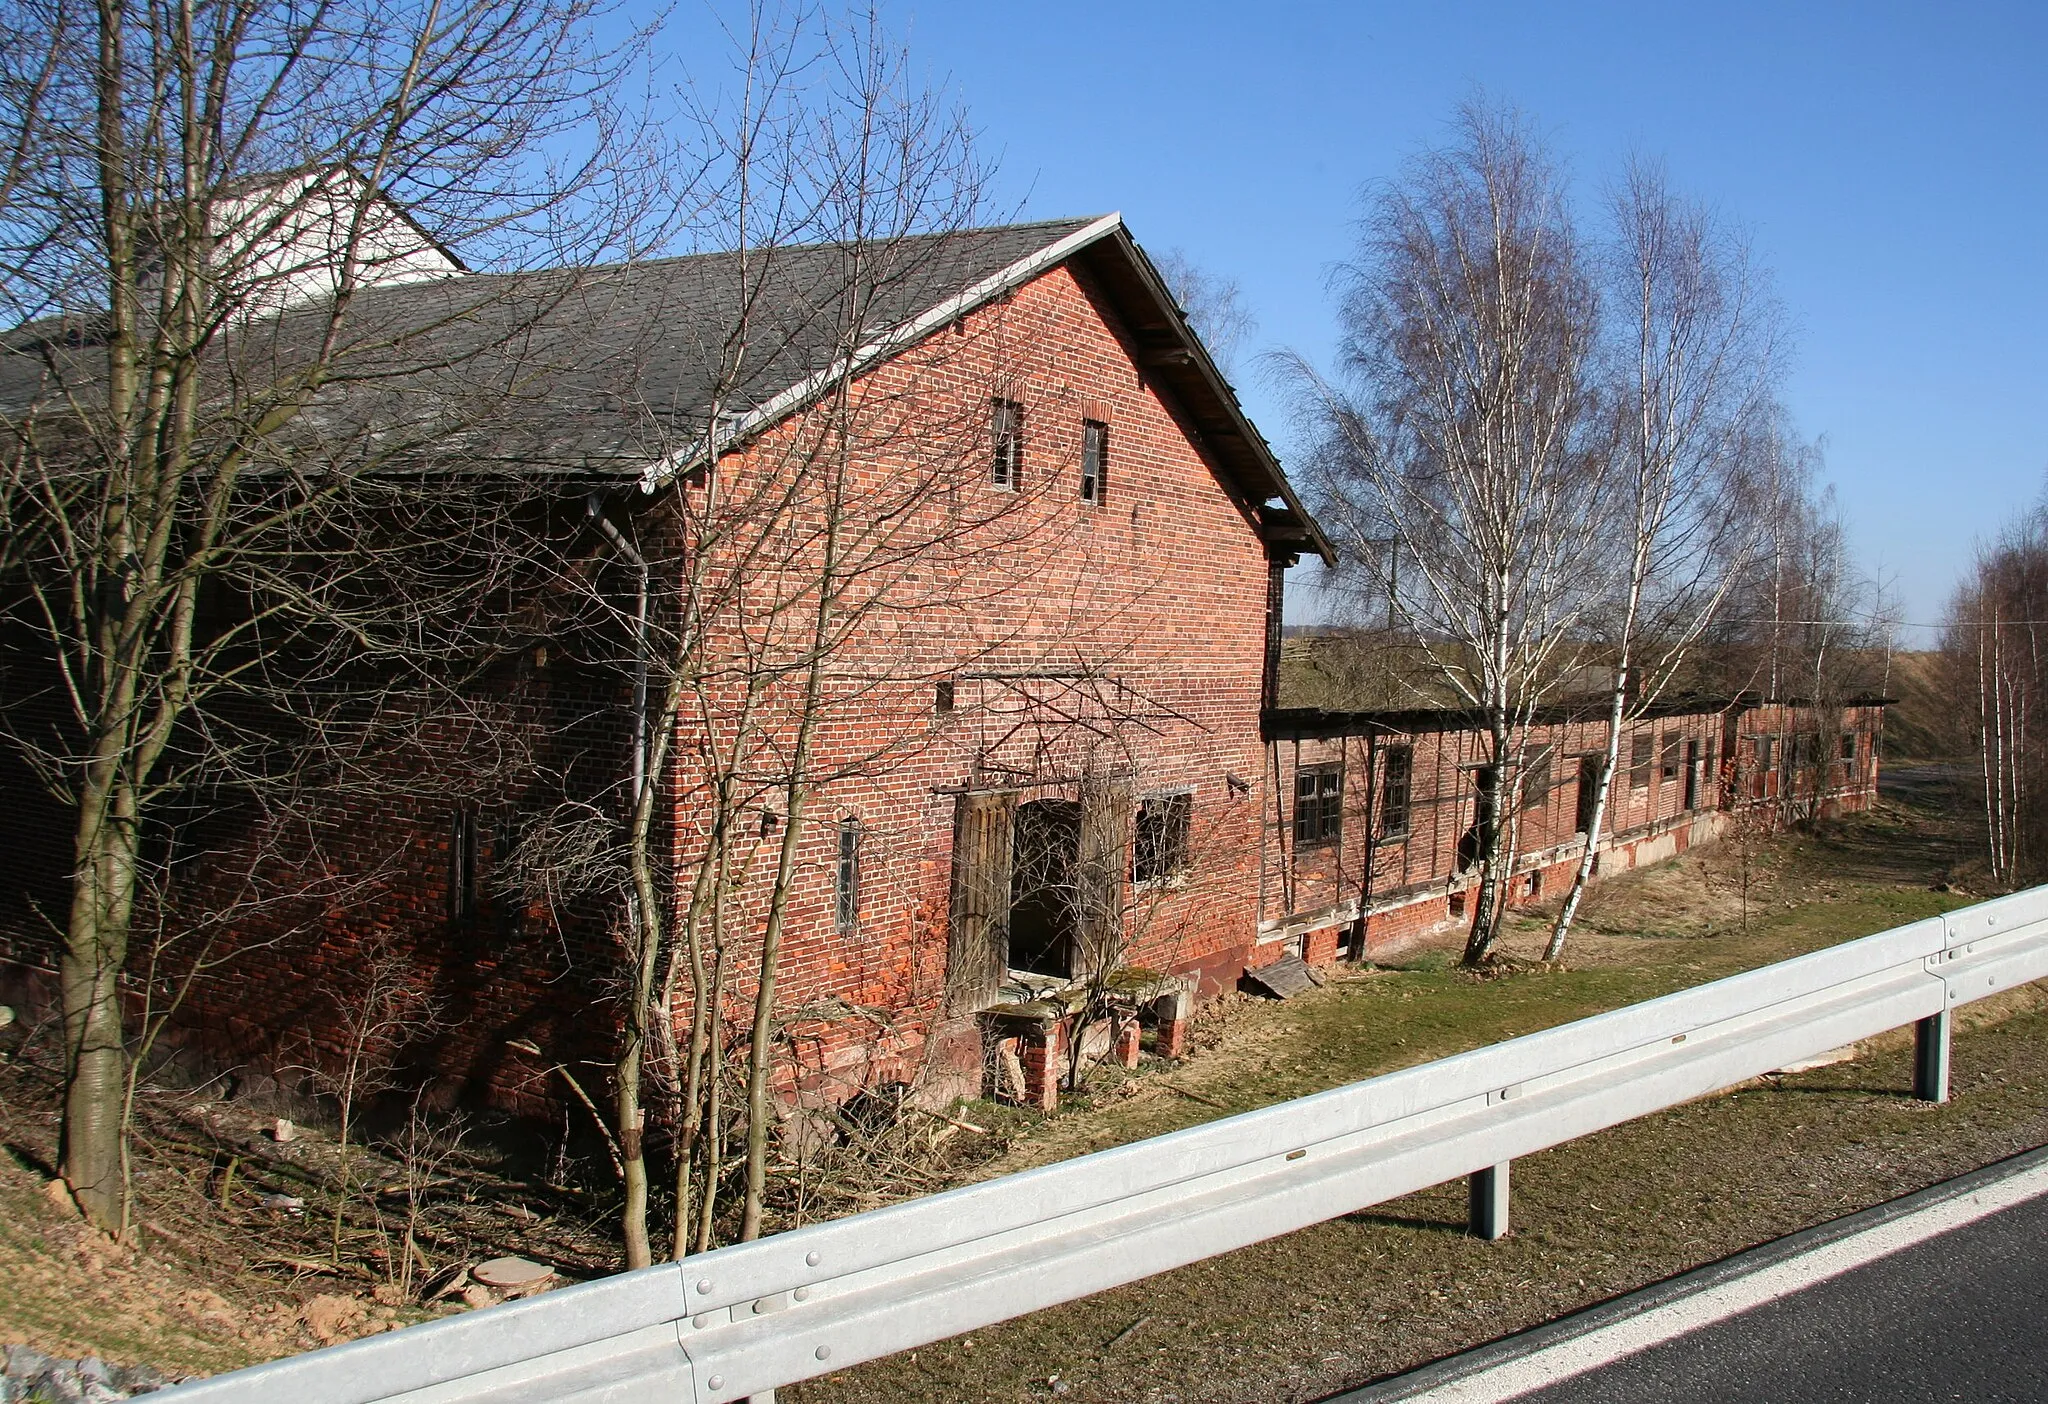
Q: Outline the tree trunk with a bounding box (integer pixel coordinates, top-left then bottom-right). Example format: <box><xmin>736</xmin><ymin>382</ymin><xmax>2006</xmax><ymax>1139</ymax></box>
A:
<box><xmin>1460</xmin><ymin>755</ymin><xmax>1507</xmax><ymax>966</ymax></box>
<box><xmin>61</xmin><ymin>770</ymin><xmax>138</xmax><ymax>1228</ymax></box>
<box><xmin>1546</xmin><ymin>673</ymin><xmax>1628</xmax><ymax>961</ymax></box>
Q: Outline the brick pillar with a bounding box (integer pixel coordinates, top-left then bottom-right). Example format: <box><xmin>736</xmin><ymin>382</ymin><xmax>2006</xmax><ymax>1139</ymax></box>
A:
<box><xmin>1152</xmin><ymin>988</ymin><xmax>1192</xmax><ymax>1061</ymax></box>
<box><xmin>1019</xmin><ymin>1025</ymin><xmax>1060</xmax><ymax>1112</ymax></box>
<box><xmin>1113</xmin><ymin>1014</ymin><xmax>1141</xmax><ymax>1069</ymax></box>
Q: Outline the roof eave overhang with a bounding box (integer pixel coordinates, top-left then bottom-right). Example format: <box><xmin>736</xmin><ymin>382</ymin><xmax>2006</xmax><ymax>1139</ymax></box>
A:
<box><xmin>1073</xmin><ymin>226</ymin><xmax>1336</xmax><ymax>566</ymax></box>
<box><xmin>628</xmin><ymin>217</ymin><xmax>1340</xmax><ymax>569</ymax></box>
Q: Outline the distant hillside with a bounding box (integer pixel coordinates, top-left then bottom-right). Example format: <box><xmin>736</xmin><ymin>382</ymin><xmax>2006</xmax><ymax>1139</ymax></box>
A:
<box><xmin>1880</xmin><ymin>650</ymin><xmax>1959</xmax><ymax>761</ymax></box>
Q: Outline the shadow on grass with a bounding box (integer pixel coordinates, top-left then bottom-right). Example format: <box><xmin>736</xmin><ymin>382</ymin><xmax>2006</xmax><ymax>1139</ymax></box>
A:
<box><xmin>1343</xmin><ymin>1209</ymin><xmax>1470</xmax><ymax>1236</ymax></box>
<box><xmin>1762</xmin><ymin>1081</ymin><xmax>1922</xmax><ymax>1101</ymax></box>
<box><xmin>4</xmin><ymin>1141</ymin><xmax>57</xmax><ymax>1178</ymax></box>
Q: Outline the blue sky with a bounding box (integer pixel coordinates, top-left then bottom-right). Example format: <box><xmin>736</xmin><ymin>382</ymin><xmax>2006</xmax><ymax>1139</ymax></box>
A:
<box><xmin>666</xmin><ymin>2</ymin><xmax>2048</xmax><ymax>639</ymax></box>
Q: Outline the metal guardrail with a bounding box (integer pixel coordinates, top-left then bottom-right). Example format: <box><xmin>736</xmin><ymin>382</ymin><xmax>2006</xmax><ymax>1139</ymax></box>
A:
<box><xmin>163</xmin><ymin>886</ymin><xmax>2048</xmax><ymax>1404</ymax></box>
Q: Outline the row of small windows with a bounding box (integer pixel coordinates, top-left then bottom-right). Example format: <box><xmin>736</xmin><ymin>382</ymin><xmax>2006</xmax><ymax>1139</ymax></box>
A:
<box><xmin>1292</xmin><ymin>746</ymin><xmax>1413</xmax><ymax>848</ymax></box>
<box><xmin>1746</xmin><ymin>731</ymin><xmax>1863</xmax><ymax>772</ymax></box>
<box><xmin>1293</xmin><ymin>730</ymin><xmax>1870</xmax><ymax>849</ymax></box>
<box><xmin>1291</xmin><ymin>726</ymin><xmax>1869</xmax><ymax>850</ymax></box>
<box><xmin>991</xmin><ymin>398</ymin><xmax>1109</xmax><ymax>506</ymax></box>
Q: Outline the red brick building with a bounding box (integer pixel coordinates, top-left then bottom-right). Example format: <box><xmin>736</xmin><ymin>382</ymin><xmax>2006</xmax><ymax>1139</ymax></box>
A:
<box><xmin>1261</xmin><ymin>696</ymin><xmax>1886</xmax><ymax>968</ymax></box>
<box><xmin>0</xmin><ymin>213</ymin><xmax>1885</xmax><ymax>1119</ymax></box>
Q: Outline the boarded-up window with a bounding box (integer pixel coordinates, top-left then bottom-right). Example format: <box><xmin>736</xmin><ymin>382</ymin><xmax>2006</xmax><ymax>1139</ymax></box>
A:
<box><xmin>1522</xmin><ymin>747</ymin><xmax>1552</xmax><ymax>812</ymax></box>
<box><xmin>946</xmin><ymin>792</ymin><xmax>1015</xmax><ymax>1014</ymax></box>
<box><xmin>1261</xmin><ymin>560</ymin><xmax>1286</xmax><ymax>711</ymax></box>
<box><xmin>1293</xmin><ymin>763</ymin><xmax>1342</xmax><ymax>846</ymax></box>
<box><xmin>1133</xmin><ymin>791</ymin><xmax>1191</xmax><ymax>884</ymax></box>
<box><xmin>1630</xmin><ymin>733</ymin><xmax>1654</xmax><ymax>790</ymax></box>
<box><xmin>1381</xmin><ymin>746</ymin><xmax>1413</xmax><ymax>836</ymax></box>
<box><xmin>1076</xmin><ymin>776</ymin><xmax>1134</xmax><ymax>975</ymax></box>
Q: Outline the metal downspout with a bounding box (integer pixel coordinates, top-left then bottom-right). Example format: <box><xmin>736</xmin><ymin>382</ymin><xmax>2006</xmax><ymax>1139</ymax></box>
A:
<box><xmin>586</xmin><ymin>495</ymin><xmax>650</xmax><ymax>810</ymax></box>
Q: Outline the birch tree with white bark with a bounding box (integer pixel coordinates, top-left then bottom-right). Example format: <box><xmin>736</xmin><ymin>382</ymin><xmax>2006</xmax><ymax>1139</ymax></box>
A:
<box><xmin>1290</xmin><ymin>102</ymin><xmax>1610</xmax><ymax>966</ymax></box>
<box><xmin>1543</xmin><ymin>161</ymin><xmax>1778</xmax><ymax>960</ymax></box>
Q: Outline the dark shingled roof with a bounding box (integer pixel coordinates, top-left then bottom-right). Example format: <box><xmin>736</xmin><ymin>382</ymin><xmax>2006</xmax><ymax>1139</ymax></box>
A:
<box><xmin>2</xmin><ymin>215</ymin><xmax>1333</xmax><ymax>560</ymax></box>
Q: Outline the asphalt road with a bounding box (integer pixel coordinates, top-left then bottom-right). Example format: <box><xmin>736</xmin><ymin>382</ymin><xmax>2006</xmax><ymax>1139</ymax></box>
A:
<box><xmin>1513</xmin><ymin>1189</ymin><xmax>2048</xmax><ymax>1404</ymax></box>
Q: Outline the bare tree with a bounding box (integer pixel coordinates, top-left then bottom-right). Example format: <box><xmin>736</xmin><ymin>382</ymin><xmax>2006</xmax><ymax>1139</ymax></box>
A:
<box><xmin>1543</xmin><ymin>160</ymin><xmax>1778</xmax><ymax>961</ymax></box>
<box><xmin>0</xmin><ymin>0</ymin><xmax>660</xmax><ymax>1227</ymax></box>
<box><xmin>1290</xmin><ymin>101</ymin><xmax>1609</xmax><ymax>965</ymax></box>
<box><xmin>1943</xmin><ymin>502</ymin><xmax>2048</xmax><ymax>884</ymax></box>
<box><xmin>1155</xmin><ymin>249</ymin><xmax>1257</xmax><ymax>377</ymax></box>
<box><xmin>477</xmin><ymin>4</ymin><xmax>1079</xmax><ymax>1266</ymax></box>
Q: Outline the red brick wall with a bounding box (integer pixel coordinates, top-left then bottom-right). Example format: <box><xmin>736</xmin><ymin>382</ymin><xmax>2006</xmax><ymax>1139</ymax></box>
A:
<box><xmin>659</xmin><ymin>260</ymin><xmax>1278</xmax><ymax>1099</ymax></box>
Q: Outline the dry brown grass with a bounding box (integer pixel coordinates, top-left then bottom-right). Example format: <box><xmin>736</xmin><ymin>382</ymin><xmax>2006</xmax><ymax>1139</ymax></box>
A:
<box><xmin>790</xmin><ymin>793</ymin><xmax>2046</xmax><ymax>1404</ymax></box>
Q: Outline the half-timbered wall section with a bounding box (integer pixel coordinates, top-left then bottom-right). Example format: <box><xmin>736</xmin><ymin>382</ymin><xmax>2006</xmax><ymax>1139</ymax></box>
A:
<box><xmin>1256</xmin><ymin>697</ymin><xmax>1886</xmax><ymax>963</ymax></box>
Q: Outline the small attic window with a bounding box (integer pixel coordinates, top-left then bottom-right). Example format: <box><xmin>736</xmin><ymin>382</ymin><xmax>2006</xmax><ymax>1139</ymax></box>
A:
<box><xmin>1080</xmin><ymin>420</ymin><xmax>1108</xmax><ymax>505</ymax></box>
<box><xmin>991</xmin><ymin>398</ymin><xmax>1022</xmax><ymax>489</ymax></box>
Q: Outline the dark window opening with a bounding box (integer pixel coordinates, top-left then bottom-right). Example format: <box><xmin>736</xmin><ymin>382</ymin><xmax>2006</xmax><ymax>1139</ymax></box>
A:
<box><xmin>1660</xmin><ymin>733</ymin><xmax>1681</xmax><ymax>782</ymax></box>
<box><xmin>991</xmin><ymin>398</ymin><xmax>1022</xmax><ymax>490</ymax></box>
<box><xmin>1630</xmin><ymin>733</ymin><xmax>1654</xmax><ymax>790</ymax></box>
<box><xmin>1011</xmin><ymin>799</ymin><xmax>1080</xmax><ymax>977</ymax></box>
<box><xmin>1380</xmin><ymin>746</ymin><xmax>1413</xmax><ymax>837</ymax></box>
<box><xmin>1080</xmin><ymin>420</ymin><xmax>1108</xmax><ymax>505</ymax></box>
<box><xmin>1293</xmin><ymin>763</ymin><xmax>1343</xmax><ymax>846</ymax></box>
<box><xmin>1575</xmin><ymin>755</ymin><xmax>1604</xmax><ymax>833</ymax></box>
<box><xmin>1840</xmin><ymin>733</ymin><xmax>1859</xmax><ymax>762</ymax></box>
<box><xmin>935</xmin><ymin>679</ymin><xmax>955</xmax><ymax>714</ymax></box>
<box><xmin>1133</xmin><ymin>792</ymin><xmax>1192</xmax><ymax>884</ymax></box>
<box><xmin>836</xmin><ymin>817</ymin><xmax>861</xmax><ymax>933</ymax></box>
<box><xmin>450</xmin><ymin>809</ymin><xmax>480</xmax><ymax>920</ymax></box>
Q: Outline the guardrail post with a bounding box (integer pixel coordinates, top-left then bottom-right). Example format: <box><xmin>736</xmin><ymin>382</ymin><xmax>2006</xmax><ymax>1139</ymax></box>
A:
<box><xmin>1467</xmin><ymin>1161</ymin><xmax>1509</xmax><ymax>1240</ymax></box>
<box><xmin>1914</xmin><ymin>1008</ymin><xmax>1951</xmax><ymax>1103</ymax></box>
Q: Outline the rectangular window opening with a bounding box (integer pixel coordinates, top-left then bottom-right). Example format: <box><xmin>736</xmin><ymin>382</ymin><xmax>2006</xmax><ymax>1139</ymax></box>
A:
<box><xmin>836</xmin><ymin>817</ymin><xmax>861</xmax><ymax>933</ymax></box>
<box><xmin>1380</xmin><ymin>746</ymin><xmax>1413</xmax><ymax>837</ymax></box>
<box><xmin>935</xmin><ymin>678</ymin><xmax>955</xmax><ymax>715</ymax></box>
<box><xmin>450</xmin><ymin>809</ymin><xmax>480</xmax><ymax>921</ymax></box>
<box><xmin>991</xmin><ymin>398</ymin><xmax>1022</xmax><ymax>490</ymax></box>
<box><xmin>1660</xmin><ymin>733</ymin><xmax>1682</xmax><ymax>782</ymax></box>
<box><xmin>1522</xmin><ymin>747</ymin><xmax>1552</xmax><ymax>812</ymax></box>
<box><xmin>1080</xmin><ymin>419</ymin><xmax>1108</xmax><ymax>505</ymax></box>
<box><xmin>1133</xmin><ymin>791</ymin><xmax>1192</xmax><ymax>884</ymax></box>
<box><xmin>1840</xmin><ymin>734</ymin><xmax>1858</xmax><ymax>762</ymax></box>
<box><xmin>1293</xmin><ymin>763</ymin><xmax>1343</xmax><ymax>846</ymax></box>
<box><xmin>1630</xmin><ymin>733</ymin><xmax>1654</xmax><ymax>791</ymax></box>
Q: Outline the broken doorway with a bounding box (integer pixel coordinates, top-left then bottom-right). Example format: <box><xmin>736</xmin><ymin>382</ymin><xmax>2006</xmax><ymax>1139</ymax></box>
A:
<box><xmin>1009</xmin><ymin>798</ymin><xmax>1081</xmax><ymax>978</ymax></box>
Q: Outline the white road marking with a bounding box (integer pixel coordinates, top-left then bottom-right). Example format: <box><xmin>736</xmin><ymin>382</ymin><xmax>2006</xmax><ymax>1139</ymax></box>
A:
<box><xmin>1418</xmin><ymin>1159</ymin><xmax>2048</xmax><ymax>1402</ymax></box>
